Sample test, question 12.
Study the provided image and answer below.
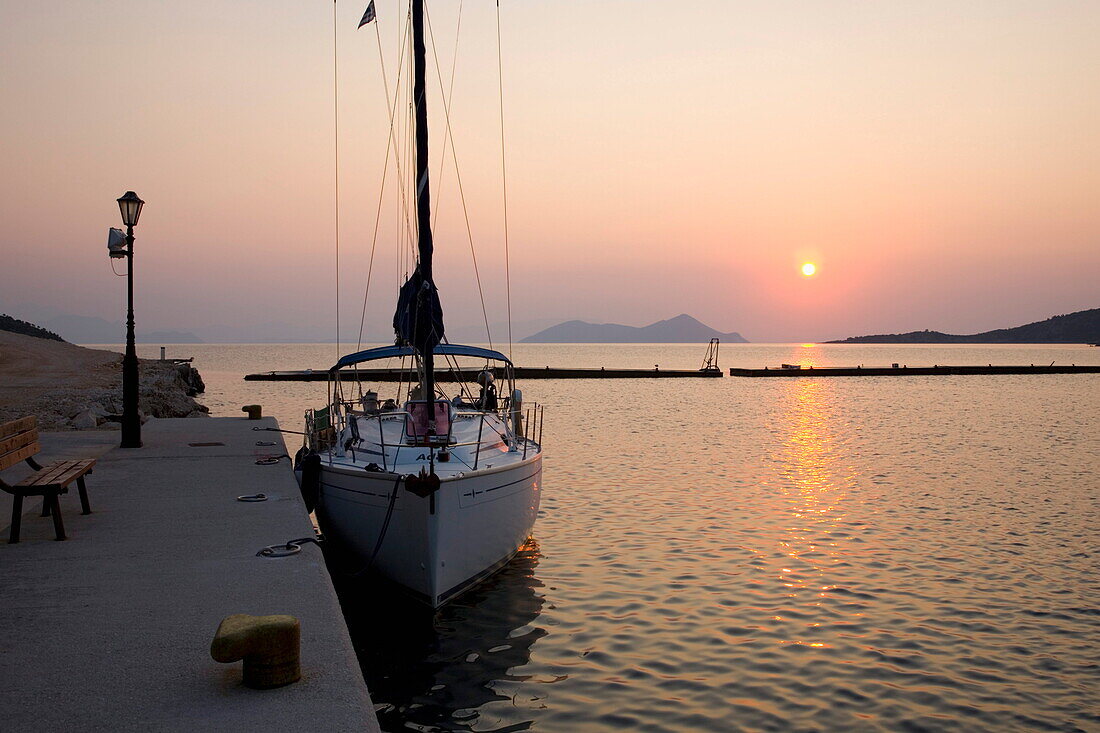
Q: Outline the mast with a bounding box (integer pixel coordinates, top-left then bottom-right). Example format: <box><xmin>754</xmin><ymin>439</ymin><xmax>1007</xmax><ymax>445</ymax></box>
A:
<box><xmin>412</xmin><ymin>0</ymin><xmax>436</xmax><ymax>413</ymax></box>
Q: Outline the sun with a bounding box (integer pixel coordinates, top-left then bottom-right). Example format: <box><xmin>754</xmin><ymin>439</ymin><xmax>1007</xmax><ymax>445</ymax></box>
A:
<box><xmin>801</xmin><ymin>262</ymin><xmax>817</xmax><ymax>277</ymax></box>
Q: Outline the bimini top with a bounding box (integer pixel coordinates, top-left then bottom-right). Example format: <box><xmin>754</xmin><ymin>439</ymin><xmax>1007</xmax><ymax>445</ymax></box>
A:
<box><xmin>332</xmin><ymin>344</ymin><xmax>512</xmax><ymax>371</ymax></box>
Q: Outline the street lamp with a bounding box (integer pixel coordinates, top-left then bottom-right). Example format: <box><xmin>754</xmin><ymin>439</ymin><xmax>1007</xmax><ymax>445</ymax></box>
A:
<box><xmin>117</xmin><ymin>191</ymin><xmax>144</xmax><ymax>448</ymax></box>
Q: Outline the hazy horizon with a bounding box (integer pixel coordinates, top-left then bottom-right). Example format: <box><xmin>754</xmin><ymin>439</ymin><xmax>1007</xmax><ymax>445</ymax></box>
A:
<box><xmin>3</xmin><ymin>1</ymin><xmax>1098</xmax><ymax>342</ymax></box>
<box><xmin>4</xmin><ymin>302</ymin><xmax>1095</xmax><ymax>346</ymax></box>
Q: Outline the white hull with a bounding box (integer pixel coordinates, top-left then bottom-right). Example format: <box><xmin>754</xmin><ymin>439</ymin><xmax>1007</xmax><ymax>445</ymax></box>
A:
<box><xmin>315</xmin><ymin>455</ymin><xmax>542</xmax><ymax>607</ymax></box>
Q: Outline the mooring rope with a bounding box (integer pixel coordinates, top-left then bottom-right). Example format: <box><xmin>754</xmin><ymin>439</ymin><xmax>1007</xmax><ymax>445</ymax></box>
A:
<box><xmin>257</xmin><ymin>536</ymin><xmax>322</xmax><ymax>558</ymax></box>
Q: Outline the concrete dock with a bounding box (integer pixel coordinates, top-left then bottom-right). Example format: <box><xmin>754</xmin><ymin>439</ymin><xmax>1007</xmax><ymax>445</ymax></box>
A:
<box><xmin>0</xmin><ymin>417</ymin><xmax>379</xmax><ymax>732</ymax></box>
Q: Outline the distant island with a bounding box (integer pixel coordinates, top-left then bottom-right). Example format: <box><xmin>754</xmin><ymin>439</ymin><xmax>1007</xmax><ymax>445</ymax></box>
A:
<box><xmin>829</xmin><ymin>307</ymin><xmax>1100</xmax><ymax>344</ymax></box>
<box><xmin>34</xmin><ymin>314</ymin><xmax>204</xmax><ymax>344</ymax></box>
<box><xmin>521</xmin><ymin>314</ymin><xmax>748</xmax><ymax>343</ymax></box>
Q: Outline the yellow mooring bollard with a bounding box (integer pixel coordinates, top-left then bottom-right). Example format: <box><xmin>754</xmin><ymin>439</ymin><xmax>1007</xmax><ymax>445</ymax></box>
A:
<box><xmin>242</xmin><ymin>405</ymin><xmax>262</xmax><ymax>420</ymax></box>
<box><xmin>211</xmin><ymin>613</ymin><xmax>301</xmax><ymax>689</ymax></box>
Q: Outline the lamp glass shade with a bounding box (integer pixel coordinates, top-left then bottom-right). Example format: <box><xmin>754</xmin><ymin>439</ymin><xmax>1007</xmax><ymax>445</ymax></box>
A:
<box><xmin>117</xmin><ymin>191</ymin><xmax>145</xmax><ymax>227</ymax></box>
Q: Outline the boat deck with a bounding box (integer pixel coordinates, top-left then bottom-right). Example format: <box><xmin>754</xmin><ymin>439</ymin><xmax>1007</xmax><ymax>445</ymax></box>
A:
<box><xmin>324</xmin><ymin>407</ymin><xmax>538</xmax><ymax>478</ymax></box>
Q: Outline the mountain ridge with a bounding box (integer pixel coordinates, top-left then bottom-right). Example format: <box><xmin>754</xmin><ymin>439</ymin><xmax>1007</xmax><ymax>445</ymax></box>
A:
<box><xmin>43</xmin><ymin>314</ymin><xmax>204</xmax><ymax>344</ymax></box>
<box><xmin>521</xmin><ymin>314</ymin><xmax>748</xmax><ymax>343</ymax></box>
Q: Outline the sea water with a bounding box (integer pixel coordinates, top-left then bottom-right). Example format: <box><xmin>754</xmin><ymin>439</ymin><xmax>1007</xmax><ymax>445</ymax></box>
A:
<box><xmin>124</xmin><ymin>342</ymin><xmax>1100</xmax><ymax>731</ymax></box>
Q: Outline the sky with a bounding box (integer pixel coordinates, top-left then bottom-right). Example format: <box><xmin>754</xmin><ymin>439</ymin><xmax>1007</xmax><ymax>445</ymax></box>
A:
<box><xmin>1</xmin><ymin>0</ymin><xmax>1097</xmax><ymax>342</ymax></box>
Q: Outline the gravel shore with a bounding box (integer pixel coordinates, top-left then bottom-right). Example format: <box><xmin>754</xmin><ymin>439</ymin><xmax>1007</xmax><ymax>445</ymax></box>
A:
<box><xmin>0</xmin><ymin>330</ymin><xmax>208</xmax><ymax>429</ymax></box>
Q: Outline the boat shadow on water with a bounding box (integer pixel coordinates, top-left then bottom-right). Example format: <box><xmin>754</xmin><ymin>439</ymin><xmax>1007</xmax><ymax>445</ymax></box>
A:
<box><xmin>328</xmin><ymin>540</ymin><xmax>547</xmax><ymax>732</ymax></box>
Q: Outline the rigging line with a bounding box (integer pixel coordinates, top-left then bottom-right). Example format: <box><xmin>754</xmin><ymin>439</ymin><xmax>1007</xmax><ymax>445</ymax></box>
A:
<box><xmin>356</xmin><ymin>40</ymin><xmax>398</xmax><ymax>354</ymax></box>
<box><xmin>402</xmin><ymin>4</ymin><xmax>419</xmax><ymax>273</ymax></box>
<box><xmin>438</xmin><ymin>336</ymin><xmax>474</xmax><ymax>401</ymax></box>
<box><xmin>397</xmin><ymin>5</ymin><xmax>410</xmax><ymax>283</ymax></box>
<box><xmin>404</xmin><ymin>13</ymin><xmax>417</xmax><ymax>276</ymax></box>
<box><xmin>402</xmin><ymin>2</ymin><xmax>413</xmax><ymax>279</ymax></box>
<box><xmin>396</xmin><ymin>25</ymin><xmax>403</xmax><ymax>286</ymax></box>
<box><xmin>424</xmin><ymin>1</ymin><xmax>494</xmax><ymax>349</ymax></box>
<box><xmin>358</xmin><ymin>7</ymin><xmax>416</xmax><ymax>350</ymax></box>
<box><xmin>381</xmin><ymin>8</ymin><xmax>417</xmax><ymax>255</ymax></box>
<box><xmin>495</xmin><ymin>0</ymin><xmax>513</xmax><ymax>359</ymax></box>
<box><xmin>334</xmin><ymin>0</ymin><xmax>341</xmax><ymax>359</ymax></box>
<box><xmin>392</xmin><ymin>4</ymin><xmax>416</xmax><ymax>286</ymax></box>
<box><xmin>409</xmin><ymin>16</ymin><xmax>418</xmax><ymax>275</ymax></box>
<box><xmin>442</xmin><ymin>354</ymin><xmax>462</xmax><ymax>391</ymax></box>
<box><xmin>430</xmin><ymin>0</ymin><xmax>464</xmax><ymax>229</ymax></box>
<box><xmin>399</xmin><ymin>75</ymin><xmax>406</xmax><ymax>282</ymax></box>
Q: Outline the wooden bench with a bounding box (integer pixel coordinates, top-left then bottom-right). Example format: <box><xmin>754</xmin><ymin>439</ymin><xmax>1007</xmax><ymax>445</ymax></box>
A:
<box><xmin>0</xmin><ymin>416</ymin><xmax>95</xmax><ymax>543</ymax></box>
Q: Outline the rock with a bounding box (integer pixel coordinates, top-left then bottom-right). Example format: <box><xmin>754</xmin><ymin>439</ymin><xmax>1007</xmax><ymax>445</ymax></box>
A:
<box><xmin>86</xmin><ymin>402</ymin><xmax>110</xmax><ymax>425</ymax></box>
<box><xmin>135</xmin><ymin>362</ymin><xmax>211</xmax><ymax>420</ymax></box>
<box><xmin>177</xmin><ymin>364</ymin><xmax>206</xmax><ymax>395</ymax></box>
<box><xmin>0</xmin><ymin>342</ymin><xmax>210</xmax><ymax>430</ymax></box>
<box><xmin>70</xmin><ymin>410</ymin><xmax>98</xmax><ymax>429</ymax></box>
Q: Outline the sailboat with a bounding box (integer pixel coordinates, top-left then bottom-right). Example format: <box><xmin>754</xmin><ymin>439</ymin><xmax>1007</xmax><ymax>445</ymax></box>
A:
<box><xmin>295</xmin><ymin>0</ymin><xmax>544</xmax><ymax>608</ymax></box>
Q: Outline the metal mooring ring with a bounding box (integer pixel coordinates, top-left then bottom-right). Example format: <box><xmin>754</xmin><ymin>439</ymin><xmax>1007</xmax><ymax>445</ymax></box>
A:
<box><xmin>257</xmin><ymin>543</ymin><xmax>302</xmax><ymax>558</ymax></box>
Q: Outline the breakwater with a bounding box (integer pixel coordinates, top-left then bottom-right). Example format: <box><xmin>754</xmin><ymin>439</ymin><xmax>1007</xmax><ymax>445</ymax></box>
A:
<box><xmin>730</xmin><ymin>364</ymin><xmax>1100</xmax><ymax>377</ymax></box>
<box><xmin>245</xmin><ymin>366</ymin><xmax>724</xmax><ymax>381</ymax></box>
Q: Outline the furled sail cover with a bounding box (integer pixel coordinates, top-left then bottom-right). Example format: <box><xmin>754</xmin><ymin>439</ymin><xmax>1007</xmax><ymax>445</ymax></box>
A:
<box><xmin>393</xmin><ymin>270</ymin><xmax>445</xmax><ymax>353</ymax></box>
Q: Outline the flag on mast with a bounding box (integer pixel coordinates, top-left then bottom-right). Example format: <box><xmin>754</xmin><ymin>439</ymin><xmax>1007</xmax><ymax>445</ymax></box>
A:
<box><xmin>358</xmin><ymin>0</ymin><xmax>376</xmax><ymax>27</ymax></box>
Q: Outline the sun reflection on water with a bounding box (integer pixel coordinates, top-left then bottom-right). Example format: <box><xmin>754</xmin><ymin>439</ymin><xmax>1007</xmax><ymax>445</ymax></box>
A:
<box><xmin>795</xmin><ymin>341</ymin><xmax>821</xmax><ymax>367</ymax></box>
<box><xmin>770</xmin><ymin>377</ymin><xmax>860</xmax><ymax>648</ymax></box>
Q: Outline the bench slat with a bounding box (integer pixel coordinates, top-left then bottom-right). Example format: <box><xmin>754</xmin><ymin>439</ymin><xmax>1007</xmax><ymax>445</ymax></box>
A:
<box><xmin>18</xmin><ymin>460</ymin><xmax>95</xmax><ymax>489</ymax></box>
<box><xmin>0</xmin><ymin>429</ymin><xmax>39</xmax><ymax>457</ymax></box>
<box><xmin>27</xmin><ymin>461</ymin><xmax>76</xmax><ymax>486</ymax></box>
<box><xmin>0</xmin><ymin>443</ymin><xmax>40</xmax><ymax>473</ymax></box>
<box><xmin>0</xmin><ymin>416</ymin><xmax>36</xmax><ymax>440</ymax></box>
<box><xmin>53</xmin><ymin>460</ymin><xmax>95</xmax><ymax>486</ymax></box>
<box><xmin>24</xmin><ymin>460</ymin><xmax>77</xmax><ymax>488</ymax></box>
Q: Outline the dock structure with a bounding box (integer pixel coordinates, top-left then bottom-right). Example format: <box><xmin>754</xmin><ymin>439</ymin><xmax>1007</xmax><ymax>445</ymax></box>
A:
<box><xmin>0</xmin><ymin>418</ymin><xmax>378</xmax><ymax>732</ymax></box>
<box><xmin>730</xmin><ymin>364</ymin><xmax>1100</xmax><ymax>377</ymax></box>
<box><xmin>246</xmin><ymin>366</ymin><xmax>724</xmax><ymax>381</ymax></box>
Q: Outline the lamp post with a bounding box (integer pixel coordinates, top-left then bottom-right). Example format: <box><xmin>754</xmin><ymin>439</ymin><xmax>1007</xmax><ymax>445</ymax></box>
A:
<box><xmin>117</xmin><ymin>191</ymin><xmax>144</xmax><ymax>448</ymax></box>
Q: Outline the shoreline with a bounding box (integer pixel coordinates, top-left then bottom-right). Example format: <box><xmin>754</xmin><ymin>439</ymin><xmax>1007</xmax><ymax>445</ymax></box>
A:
<box><xmin>0</xmin><ymin>331</ymin><xmax>208</xmax><ymax>430</ymax></box>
